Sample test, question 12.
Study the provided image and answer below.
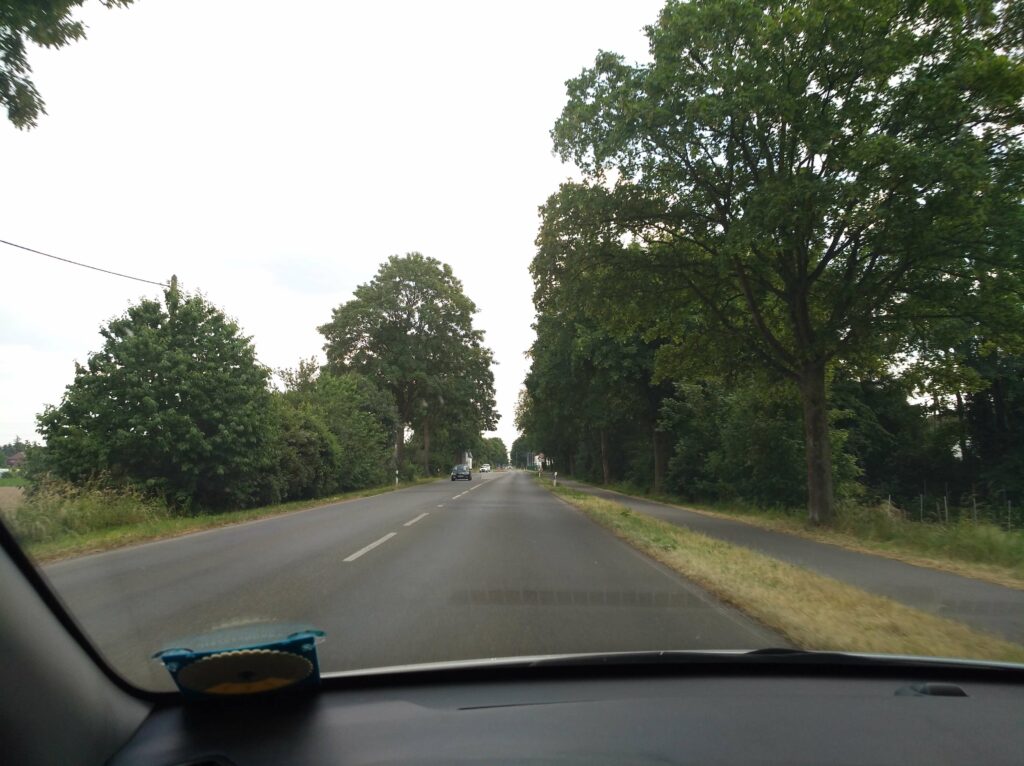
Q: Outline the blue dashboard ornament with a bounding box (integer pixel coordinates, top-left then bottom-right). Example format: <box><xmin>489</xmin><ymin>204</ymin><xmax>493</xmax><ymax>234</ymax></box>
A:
<box><xmin>154</xmin><ymin>622</ymin><xmax>325</xmax><ymax>699</ymax></box>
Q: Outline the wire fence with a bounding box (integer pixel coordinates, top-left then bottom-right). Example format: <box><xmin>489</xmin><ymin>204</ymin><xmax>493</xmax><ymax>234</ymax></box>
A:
<box><xmin>886</xmin><ymin>492</ymin><xmax>1020</xmax><ymax>531</ymax></box>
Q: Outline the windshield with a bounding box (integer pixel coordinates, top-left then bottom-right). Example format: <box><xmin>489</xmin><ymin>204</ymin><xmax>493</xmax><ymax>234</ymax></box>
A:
<box><xmin>2</xmin><ymin>0</ymin><xmax>1023</xmax><ymax>693</ymax></box>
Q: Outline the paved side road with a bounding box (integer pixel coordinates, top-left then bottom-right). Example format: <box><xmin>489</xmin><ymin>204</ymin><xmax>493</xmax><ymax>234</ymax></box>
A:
<box><xmin>44</xmin><ymin>472</ymin><xmax>783</xmax><ymax>690</ymax></box>
<box><xmin>562</xmin><ymin>480</ymin><xmax>1024</xmax><ymax>643</ymax></box>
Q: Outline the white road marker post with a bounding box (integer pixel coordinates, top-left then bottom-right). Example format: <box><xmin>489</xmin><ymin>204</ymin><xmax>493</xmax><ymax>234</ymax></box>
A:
<box><xmin>553</xmin><ymin>471</ymin><xmax>558</xmax><ymax>487</ymax></box>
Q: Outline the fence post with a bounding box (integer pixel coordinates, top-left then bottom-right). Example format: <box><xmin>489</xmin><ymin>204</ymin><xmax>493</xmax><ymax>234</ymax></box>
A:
<box><xmin>919</xmin><ymin>495</ymin><xmax>923</xmax><ymax>522</ymax></box>
<box><xmin>1009</xmin><ymin>500</ymin><xmax>1013</xmax><ymax>532</ymax></box>
<box><xmin>972</xmin><ymin>494</ymin><xmax>977</xmax><ymax>524</ymax></box>
<box><xmin>943</xmin><ymin>496</ymin><xmax>949</xmax><ymax>524</ymax></box>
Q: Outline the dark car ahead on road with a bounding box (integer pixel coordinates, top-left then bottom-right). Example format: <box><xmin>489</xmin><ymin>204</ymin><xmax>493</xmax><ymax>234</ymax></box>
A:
<box><xmin>451</xmin><ymin>464</ymin><xmax>471</xmax><ymax>481</ymax></box>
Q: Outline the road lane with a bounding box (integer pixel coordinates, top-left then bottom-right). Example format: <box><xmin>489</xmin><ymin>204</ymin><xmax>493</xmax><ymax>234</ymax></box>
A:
<box><xmin>43</xmin><ymin>471</ymin><xmax>782</xmax><ymax>690</ymax></box>
<box><xmin>44</xmin><ymin>475</ymin><xmax>473</xmax><ymax>687</ymax></box>
<box><xmin>316</xmin><ymin>471</ymin><xmax>781</xmax><ymax>671</ymax></box>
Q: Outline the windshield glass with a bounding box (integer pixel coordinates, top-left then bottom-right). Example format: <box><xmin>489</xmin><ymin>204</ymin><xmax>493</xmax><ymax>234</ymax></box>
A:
<box><xmin>2</xmin><ymin>0</ymin><xmax>1023</xmax><ymax>692</ymax></box>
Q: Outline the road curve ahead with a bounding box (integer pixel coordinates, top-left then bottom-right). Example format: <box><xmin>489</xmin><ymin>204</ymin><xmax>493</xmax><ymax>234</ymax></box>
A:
<box><xmin>43</xmin><ymin>471</ymin><xmax>783</xmax><ymax>690</ymax></box>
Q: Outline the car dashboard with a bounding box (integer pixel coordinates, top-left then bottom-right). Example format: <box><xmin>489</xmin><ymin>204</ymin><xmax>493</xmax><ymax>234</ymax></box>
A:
<box><xmin>107</xmin><ymin>662</ymin><xmax>1023</xmax><ymax>766</ymax></box>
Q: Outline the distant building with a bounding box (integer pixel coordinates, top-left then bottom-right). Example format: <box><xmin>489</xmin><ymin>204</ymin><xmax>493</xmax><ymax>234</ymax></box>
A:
<box><xmin>6</xmin><ymin>452</ymin><xmax>26</xmax><ymax>468</ymax></box>
<box><xmin>459</xmin><ymin>450</ymin><xmax>473</xmax><ymax>469</ymax></box>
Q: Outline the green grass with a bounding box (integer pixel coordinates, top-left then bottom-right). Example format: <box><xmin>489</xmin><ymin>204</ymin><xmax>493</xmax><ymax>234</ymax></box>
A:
<box><xmin>3</xmin><ymin>478</ymin><xmax>437</xmax><ymax>562</ymax></box>
<box><xmin>540</xmin><ymin>478</ymin><xmax>1024</xmax><ymax>664</ymax></box>
<box><xmin>0</xmin><ymin>476</ymin><xmax>28</xmax><ymax>487</ymax></box>
<box><xmin>591</xmin><ymin>481</ymin><xmax>1024</xmax><ymax>590</ymax></box>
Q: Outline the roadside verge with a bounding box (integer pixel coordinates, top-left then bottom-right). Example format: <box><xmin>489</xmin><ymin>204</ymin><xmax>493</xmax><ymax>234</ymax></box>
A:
<box><xmin>12</xmin><ymin>479</ymin><xmax>437</xmax><ymax>563</ymax></box>
<box><xmin>540</xmin><ymin>478</ymin><xmax>1024</xmax><ymax>664</ymax></box>
<box><xmin>568</xmin><ymin>480</ymin><xmax>1024</xmax><ymax>591</ymax></box>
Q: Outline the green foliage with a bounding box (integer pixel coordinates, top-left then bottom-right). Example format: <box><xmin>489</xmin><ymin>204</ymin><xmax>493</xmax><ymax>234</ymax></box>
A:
<box><xmin>538</xmin><ymin>0</ymin><xmax>1024</xmax><ymax>522</ymax></box>
<box><xmin>36</xmin><ymin>282</ymin><xmax>273</xmax><ymax>510</ymax></box>
<box><xmin>827</xmin><ymin>502</ymin><xmax>1024</xmax><ymax>578</ymax></box>
<box><xmin>1</xmin><ymin>0</ymin><xmax>134</xmax><ymax>129</ymax></box>
<box><xmin>319</xmin><ymin>253</ymin><xmax>498</xmax><ymax>473</ymax></box>
<box><xmin>474</xmin><ymin>436</ymin><xmax>508</xmax><ymax>467</ymax></box>
<box><xmin>510</xmin><ymin>433</ymin><xmax>536</xmax><ymax>468</ymax></box>
<box><xmin>265</xmin><ymin>368</ymin><xmax>399</xmax><ymax>501</ymax></box>
<box><xmin>263</xmin><ymin>396</ymin><xmax>343</xmax><ymax>502</ymax></box>
<box><xmin>29</xmin><ymin>257</ymin><xmax>481</xmax><ymax>515</ymax></box>
<box><xmin>662</xmin><ymin>377</ymin><xmax>860</xmax><ymax>508</ymax></box>
<box><xmin>0</xmin><ymin>437</ymin><xmax>33</xmax><ymax>459</ymax></box>
<box><xmin>302</xmin><ymin>372</ymin><xmax>396</xmax><ymax>490</ymax></box>
<box><xmin>3</xmin><ymin>476</ymin><xmax>170</xmax><ymax>545</ymax></box>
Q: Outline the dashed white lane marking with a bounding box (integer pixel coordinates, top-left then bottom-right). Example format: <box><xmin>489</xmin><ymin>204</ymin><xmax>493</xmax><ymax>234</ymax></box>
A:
<box><xmin>343</xmin><ymin>532</ymin><xmax>397</xmax><ymax>562</ymax></box>
<box><xmin>453</xmin><ymin>491</ymin><xmax>467</xmax><ymax>499</ymax></box>
<box><xmin>437</xmin><ymin>504</ymin><xmax>445</xmax><ymax>508</ymax></box>
<box><xmin>404</xmin><ymin>512</ymin><xmax>429</xmax><ymax>527</ymax></box>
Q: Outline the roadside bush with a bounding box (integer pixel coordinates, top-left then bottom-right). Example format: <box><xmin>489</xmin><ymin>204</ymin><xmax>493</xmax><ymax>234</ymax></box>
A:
<box><xmin>36</xmin><ymin>286</ymin><xmax>273</xmax><ymax>511</ymax></box>
<box><xmin>3</xmin><ymin>477</ymin><xmax>171</xmax><ymax>545</ymax></box>
<box><xmin>831</xmin><ymin>500</ymin><xmax>1024</xmax><ymax>574</ymax></box>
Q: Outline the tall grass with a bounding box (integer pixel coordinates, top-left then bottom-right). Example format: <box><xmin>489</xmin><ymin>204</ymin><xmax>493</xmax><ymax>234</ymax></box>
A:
<box><xmin>2</xmin><ymin>479</ymin><xmax>171</xmax><ymax>545</ymax></box>
<box><xmin>832</xmin><ymin>500</ymin><xmax>1024</xmax><ymax>575</ymax></box>
<box><xmin>1</xmin><ymin>476</ymin><xmax>439</xmax><ymax>561</ymax></box>
<box><xmin>598</xmin><ymin>480</ymin><xmax>1024</xmax><ymax>586</ymax></box>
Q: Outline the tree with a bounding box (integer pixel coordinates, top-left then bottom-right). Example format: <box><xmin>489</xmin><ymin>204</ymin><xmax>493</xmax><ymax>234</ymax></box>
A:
<box><xmin>543</xmin><ymin>0</ymin><xmax>1024</xmax><ymax>522</ymax></box>
<box><xmin>510</xmin><ymin>433</ymin><xmax>537</xmax><ymax>468</ymax></box>
<box><xmin>266</xmin><ymin>370</ymin><xmax>398</xmax><ymax>500</ymax></box>
<box><xmin>1</xmin><ymin>0</ymin><xmax>134</xmax><ymax>129</ymax></box>
<box><xmin>36</xmin><ymin>279</ymin><xmax>272</xmax><ymax>509</ymax></box>
<box><xmin>264</xmin><ymin>395</ymin><xmax>343</xmax><ymax>502</ymax></box>
<box><xmin>1</xmin><ymin>437</ymin><xmax>34</xmax><ymax>459</ymax></box>
<box><xmin>319</xmin><ymin>253</ymin><xmax>498</xmax><ymax>474</ymax></box>
<box><xmin>475</xmin><ymin>436</ymin><xmax>508</xmax><ymax>467</ymax></box>
<box><xmin>304</xmin><ymin>373</ymin><xmax>397</xmax><ymax>488</ymax></box>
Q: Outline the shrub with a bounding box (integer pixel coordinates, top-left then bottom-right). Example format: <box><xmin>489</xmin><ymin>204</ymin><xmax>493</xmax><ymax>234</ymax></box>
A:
<box><xmin>3</xmin><ymin>477</ymin><xmax>170</xmax><ymax>545</ymax></box>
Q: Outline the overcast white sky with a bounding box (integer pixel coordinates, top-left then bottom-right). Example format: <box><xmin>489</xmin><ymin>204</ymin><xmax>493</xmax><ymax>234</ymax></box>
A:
<box><xmin>0</xmin><ymin>0</ymin><xmax>662</xmax><ymax>450</ymax></box>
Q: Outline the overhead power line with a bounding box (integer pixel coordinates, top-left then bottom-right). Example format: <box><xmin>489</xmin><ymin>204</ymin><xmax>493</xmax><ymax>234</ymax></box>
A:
<box><xmin>1</xmin><ymin>237</ymin><xmax>170</xmax><ymax>288</ymax></box>
<box><xmin>2</xmin><ymin>236</ymin><xmax>283</xmax><ymax>372</ymax></box>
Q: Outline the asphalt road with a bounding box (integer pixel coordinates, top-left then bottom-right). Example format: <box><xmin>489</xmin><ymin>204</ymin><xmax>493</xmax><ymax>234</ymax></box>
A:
<box><xmin>565</xmin><ymin>481</ymin><xmax>1024</xmax><ymax>643</ymax></box>
<box><xmin>43</xmin><ymin>471</ymin><xmax>782</xmax><ymax>690</ymax></box>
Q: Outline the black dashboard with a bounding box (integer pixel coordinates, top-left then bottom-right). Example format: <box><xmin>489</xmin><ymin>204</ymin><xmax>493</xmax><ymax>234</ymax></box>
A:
<box><xmin>108</xmin><ymin>663</ymin><xmax>1024</xmax><ymax>765</ymax></box>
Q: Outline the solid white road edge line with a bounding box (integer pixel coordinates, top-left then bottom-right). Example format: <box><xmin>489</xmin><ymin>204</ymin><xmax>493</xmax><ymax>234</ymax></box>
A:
<box><xmin>404</xmin><ymin>512</ymin><xmax>429</xmax><ymax>527</ymax></box>
<box><xmin>343</xmin><ymin>532</ymin><xmax>397</xmax><ymax>562</ymax></box>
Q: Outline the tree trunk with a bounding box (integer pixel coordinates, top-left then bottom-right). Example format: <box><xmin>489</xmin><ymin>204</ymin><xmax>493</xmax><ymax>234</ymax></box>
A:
<box><xmin>600</xmin><ymin>428</ymin><xmax>610</xmax><ymax>485</ymax></box>
<box><xmin>422</xmin><ymin>421</ymin><xmax>431</xmax><ymax>475</ymax></box>
<box><xmin>653</xmin><ymin>429</ymin><xmax>668</xmax><ymax>495</ymax></box>
<box><xmin>797</xmin><ymin>363</ymin><xmax>834</xmax><ymax>524</ymax></box>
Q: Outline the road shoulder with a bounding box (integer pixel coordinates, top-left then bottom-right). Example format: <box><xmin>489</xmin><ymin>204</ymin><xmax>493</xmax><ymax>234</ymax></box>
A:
<box><xmin>540</xmin><ymin>478</ymin><xmax>1024</xmax><ymax>663</ymax></box>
